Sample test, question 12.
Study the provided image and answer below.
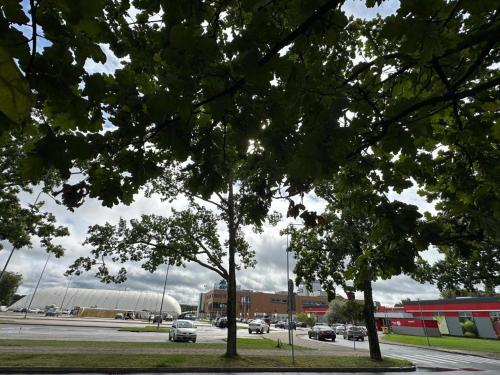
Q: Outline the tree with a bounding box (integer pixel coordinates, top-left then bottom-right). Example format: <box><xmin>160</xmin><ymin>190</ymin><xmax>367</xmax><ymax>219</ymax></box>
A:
<box><xmin>323</xmin><ymin>300</ymin><xmax>346</xmax><ymax>325</ymax></box>
<box><xmin>68</xmin><ymin>153</ymin><xmax>280</xmax><ymax>358</ymax></box>
<box><xmin>290</xmin><ymin>167</ymin><xmax>426</xmax><ymax>360</ymax></box>
<box><xmin>0</xmin><ymin>272</ymin><xmax>22</xmax><ymax>306</ymax></box>
<box><xmin>394</xmin><ymin>298</ymin><xmax>412</xmax><ymax>307</ymax></box>
<box><xmin>341</xmin><ymin>300</ymin><xmax>365</xmax><ymax>325</ymax></box>
<box><xmin>0</xmin><ymin>133</ymin><xmax>69</xmax><ymax>281</ymax></box>
<box><xmin>296</xmin><ymin>312</ymin><xmax>316</xmax><ymax>327</ymax></box>
<box><xmin>3</xmin><ymin>0</ymin><xmax>498</xmax><ymax>359</ymax></box>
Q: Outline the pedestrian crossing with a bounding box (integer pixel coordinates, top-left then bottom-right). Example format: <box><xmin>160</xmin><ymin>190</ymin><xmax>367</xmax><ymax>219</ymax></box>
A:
<box><xmin>389</xmin><ymin>351</ymin><xmax>500</xmax><ymax>368</ymax></box>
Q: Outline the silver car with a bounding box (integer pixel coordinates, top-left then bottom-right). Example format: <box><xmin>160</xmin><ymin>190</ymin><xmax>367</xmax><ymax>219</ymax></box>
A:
<box><xmin>169</xmin><ymin>319</ymin><xmax>197</xmax><ymax>343</ymax></box>
<box><xmin>248</xmin><ymin>319</ymin><xmax>270</xmax><ymax>334</ymax></box>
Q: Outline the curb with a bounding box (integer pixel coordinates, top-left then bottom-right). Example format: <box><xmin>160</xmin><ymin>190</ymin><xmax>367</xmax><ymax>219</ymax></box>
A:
<box><xmin>380</xmin><ymin>340</ymin><xmax>500</xmax><ymax>360</ymax></box>
<box><xmin>0</xmin><ymin>366</ymin><xmax>417</xmax><ymax>373</ymax></box>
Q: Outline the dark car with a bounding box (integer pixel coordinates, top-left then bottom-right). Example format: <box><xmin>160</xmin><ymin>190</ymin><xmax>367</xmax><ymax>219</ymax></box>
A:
<box><xmin>275</xmin><ymin>321</ymin><xmax>286</xmax><ymax>329</ymax></box>
<box><xmin>308</xmin><ymin>325</ymin><xmax>336</xmax><ymax>341</ymax></box>
<box><xmin>343</xmin><ymin>326</ymin><xmax>365</xmax><ymax>341</ymax></box>
<box><xmin>215</xmin><ymin>317</ymin><xmax>228</xmax><ymax>328</ymax></box>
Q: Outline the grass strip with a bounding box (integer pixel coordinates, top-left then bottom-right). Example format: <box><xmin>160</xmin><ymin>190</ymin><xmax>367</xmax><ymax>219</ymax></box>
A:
<box><xmin>117</xmin><ymin>326</ymin><xmax>170</xmax><ymax>333</ymax></box>
<box><xmin>0</xmin><ymin>354</ymin><xmax>411</xmax><ymax>368</ymax></box>
<box><xmin>382</xmin><ymin>333</ymin><xmax>500</xmax><ymax>353</ymax></box>
<box><xmin>0</xmin><ymin>337</ymin><xmax>307</xmax><ymax>350</ymax></box>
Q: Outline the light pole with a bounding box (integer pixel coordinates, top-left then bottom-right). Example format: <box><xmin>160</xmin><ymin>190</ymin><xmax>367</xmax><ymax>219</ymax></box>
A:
<box><xmin>418</xmin><ymin>298</ymin><xmax>431</xmax><ymax>346</ymax></box>
<box><xmin>157</xmin><ymin>262</ymin><xmax>171</xmax><ymax>329</ymax></box>
<box><xmin>60</xmin><ymin>274</ymin><xmax>73</xmax><ymax>312</ymax></box>
<box><xmin>24</xmin><ymin>252</ymin><xmax>51</xmax><ymax>319</ymax></box>
<box><xmin>286</xmin><ymin>223</ymin><xmax>303</xmax><ymax>365</ymax></box>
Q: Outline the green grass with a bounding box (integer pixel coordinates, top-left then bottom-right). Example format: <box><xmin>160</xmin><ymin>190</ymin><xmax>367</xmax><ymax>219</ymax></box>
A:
<box><xmin>117</xmin><ymin>326</ymin><xmax>170</xmax><ymax>333</ymax></box>
<box><xmin>383</xmin><ymin>333</ymin><xmax>500</xmax><ymax>353</ymax></box>
<box><xmin>0</xmin><ymin>354</ymin><xmax>411</xmax><ymax>369</ymax></box>
<box><xmin>0</xmin><ymin>337</ymin><xmax>305</xmax><ymax>350</ymax></box>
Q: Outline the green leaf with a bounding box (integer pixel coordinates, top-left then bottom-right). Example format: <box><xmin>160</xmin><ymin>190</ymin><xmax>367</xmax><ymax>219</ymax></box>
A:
<box><xmin>0</xmin><ymin>47</ymin><xmax>31</xmax><ymax>124</ymax></box>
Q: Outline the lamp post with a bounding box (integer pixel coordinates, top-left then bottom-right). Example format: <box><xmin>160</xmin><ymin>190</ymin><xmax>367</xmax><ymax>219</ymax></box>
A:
<box><xmin>24</xmin><ymin>252</ymin><xmax>51</xmax><ymax>319</ymax></box>
<box><xmin>285</xmin><ymin>223</ymin><xmax>303</xmax><ymax>365</ymax></box>
<box><xmin>157</xmin><ymin>262</ymin><xmax>171</xmax><ymax>329</ymax></box>
<box><xmin>60</xmin><ymin>274</ymin><xmax>73</xmax><ymax>311</ymax></box>
<box><xmin>418</xmin><ymin>298</ymin><xmax>431</xmax><ymax>346</ymax></box>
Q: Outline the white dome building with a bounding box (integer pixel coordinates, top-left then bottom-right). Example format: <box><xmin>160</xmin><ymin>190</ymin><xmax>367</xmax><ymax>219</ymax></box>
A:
<box><xmin>9</xmin><ymin>287</ymin><xmax>181</xmax><ymax>316</ymax></box>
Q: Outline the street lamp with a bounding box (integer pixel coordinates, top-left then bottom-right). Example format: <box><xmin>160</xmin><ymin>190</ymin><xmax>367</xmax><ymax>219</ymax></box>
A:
<box><xmin>24</xmin><ymin>252</ymin><xmax>51</xmax><ymax>319</ymax></box>
<box><xmin>157</xmin><ymin>262</ymin><xmax>171</xmax><ymax>329</ymax></box>
<box><xmin>60</xmin><ymin>274</ymin><xmax>73</xmax><ymax>311</ymax></box>
<box><xmin>285</xmin><ymin>223</ymin><xmax>303</xmax><ymax>365</ymax></box>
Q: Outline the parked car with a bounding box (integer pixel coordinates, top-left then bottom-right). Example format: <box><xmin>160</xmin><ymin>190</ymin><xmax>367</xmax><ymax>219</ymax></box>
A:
<box><xmin>308</xmin><ymin>325</ymin><xmax>336</xmax><ymax>341</ymax></box>
<box><xmin>275</xmin><ymin>321</ymin><xmax>286</xmax><ymax>329</ymax></box>
<box><xmin>296</xmin><ymin>321</ymin><xmax>307</xmax><ymax>328</ymax></box>
<box><xmin>45</xmin><ymin>308</ymin><xmax>60</xmax><ymax>317</ymax></box>
<box><xmin>115</xmin><ymin>313</ymin><xmax>125</xmax><ymax>319</ymax></box>
<box><xmin>169</xmin><ymin>319</ymin><xmax>197</xmax><ymax>342</ymax></box>
<box><xmin>335</xmin><ymin>325</ymin><xmax>346</xmax><ymax>335</ymax></box>
<box><xmin>358</xmin><ymin>326</ymin><xmax>368</xmax><ymax>336</ymax></box>
<box><xmin>284</xmin><ymin>321</ymin><xmax>297</xmax><ymax>330</ymax></box>
<box><xmin>0</xmin><ymin>306</ymin><xmax>7</xmax><ymax>312</ymax></box>
<box><xmin>215</xmin><ymin>317</ymin><xmax>228</xmax><ymax>328</ymax></box>
<box><xmin>248</xmin><ymin>319</ymin><xmax>270</xmax><ymax>334</ymax></box>
<box><xmin>152</xmin><ymin>315</ymin><xmax>162</xmax><ymax>323</ymax></box>
<box><xmin>343</xmin><ymin>326</ymin><xmax>365</xmax><ymax>341</ymax></box>
<box><xmin>28</xmin><ymin>308</ymin><xmax>41</xmax><ymax>314</ymax></box>
<box><xmin>178</xmin><ymin>313</ymin><xmax>196</xmax><ymax>320</ymax></box>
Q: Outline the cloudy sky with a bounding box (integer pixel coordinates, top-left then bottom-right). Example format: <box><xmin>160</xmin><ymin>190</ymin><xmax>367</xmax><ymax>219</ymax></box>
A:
<box><xmin>2</xmin><ymin>0</ymin><xmax>459</xmax><ymax>307</ymax></box>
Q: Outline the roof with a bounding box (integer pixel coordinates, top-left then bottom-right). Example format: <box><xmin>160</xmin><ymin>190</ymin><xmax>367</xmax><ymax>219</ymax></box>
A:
<box><xmin>9</xmin><ymin>287</ymin><xmax>181</xmax><ymax>314</ymax></box>
<box><xmin>404</xmin><ymin>297</ymin><xmax>500</xmax><ymax>306</ymax></box>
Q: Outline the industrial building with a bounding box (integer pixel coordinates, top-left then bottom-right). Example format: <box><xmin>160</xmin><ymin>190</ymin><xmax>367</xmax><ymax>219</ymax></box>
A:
<box><xmin>9</xmin><ymin>287</ymin><xmax>181</xmax><ymax>318</ymax></box>
<box><xmin>375</xmin><ymin>297</ymin><xmax>500</xmax><ymax>339</ymax></box>
<box><xmin>197</xmin><ymin>288</ymin><xmax>329</xmax><ymax>321</ymax></box>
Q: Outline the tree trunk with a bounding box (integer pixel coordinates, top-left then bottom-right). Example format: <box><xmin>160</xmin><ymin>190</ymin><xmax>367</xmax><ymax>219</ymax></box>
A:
<box><xmin>363</xmin><ymin>279</ymin><xmax>382</xmax><ymax>360</ymax></box>
<box><xmin>225</xmin><ymin>183</ymin><xmax>238</xmax><ymax>358</ymax></box>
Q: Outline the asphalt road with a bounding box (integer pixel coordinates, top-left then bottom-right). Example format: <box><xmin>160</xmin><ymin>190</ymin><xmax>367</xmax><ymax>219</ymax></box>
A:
<box><xmin>1</xmin><ymin>316</ymin><xmax>499</xmax><ymax>374</ymax></box>
<box><xmin>295</xmin><ymin>332</ymin><xmax>500</xmax><ymax>373</ymax></box>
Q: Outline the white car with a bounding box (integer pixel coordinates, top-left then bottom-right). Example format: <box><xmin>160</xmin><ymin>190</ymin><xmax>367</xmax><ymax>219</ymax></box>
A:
<box><xmin>169</xmin><ymin>319</ymin><xmax>197</xmax><ymax>343</ymax></box>
<box><xmin>248</xmin><ymin>319</ymin><xmax>270</xmax><ymax>334</ymax></box>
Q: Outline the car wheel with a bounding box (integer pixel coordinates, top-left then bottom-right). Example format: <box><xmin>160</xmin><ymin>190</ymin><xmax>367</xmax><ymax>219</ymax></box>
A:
<box><xmin>332</xmin><ymin>339</ymin><xmax>336</xmax><ymax>342</ymax></box>
<box><xmin>308</xmin><ymin>334</ymin><xmax>312</xmax><ymax>339</ymax></box>
<box><xmin>248</xmin><ymin>329</ymin><xmax>252</xmax><ymax>334</ymax></box>
<box><xmin>192</xmin><ymin>339</ymin><xmax>196</xmax><ymax>343</ymax></box>
<box><xmin>267</xmin><ymin>327</ymin><xmax>270</xmax><ymax>333</ymax></box>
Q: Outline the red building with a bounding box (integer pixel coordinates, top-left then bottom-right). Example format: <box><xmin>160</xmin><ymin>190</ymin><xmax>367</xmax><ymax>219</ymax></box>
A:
<box><xmin>375</xmin><ymin>297</ymin><xmax>500</xmax><ymax>339</ymax></box>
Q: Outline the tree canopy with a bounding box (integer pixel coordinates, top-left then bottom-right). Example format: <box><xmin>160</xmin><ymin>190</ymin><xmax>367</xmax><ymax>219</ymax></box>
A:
<box><xmin>1</xmin><ymin>0</ymin><xmax>498</xmax><ymax>358</ymax></box>
<box><xmin>0</xmin><ymin>271</ymin><xmax>22</xmax><ymax>306</ymax></box>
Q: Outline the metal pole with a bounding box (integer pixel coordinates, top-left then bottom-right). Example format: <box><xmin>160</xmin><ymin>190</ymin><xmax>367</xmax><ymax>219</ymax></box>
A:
<box><xmin>418</xmin><ymin>298</ymin><xmax>431</xmax><ymax>346</ymax></box>
<box><xmin>286</xmin><ymin>232</ymin><xmax>295</xmax><ymax>364</ymax></box>
<box><xmin>24</xmin><ymin>253</ymin><xmax>51</xmax><ymax>319</ymax></box>
<box><xmin>60</xmin><ymin>274</ymin><xmax>73</xmax><ymax>310</ymax></box>
<box><xmin>286</xmin><ymin>234</ymin><xmax>291</xmax><ymax>346</ymax></box>
<box><xmin>157</xmin><ymin>263</ymin><xmax>170</xmax><ymax>329</ymax></box>
<box><xmin>0</xmin><ymin>246</ymin><xmax>16</xmax><ymax>283</ymax></box>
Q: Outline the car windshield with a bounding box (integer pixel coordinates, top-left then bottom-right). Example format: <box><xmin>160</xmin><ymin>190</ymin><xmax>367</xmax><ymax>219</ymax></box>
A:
<box><xmin>177</xmin><ymin>321</ymin><xmax>193</xmax><ymax>328</ymax></box>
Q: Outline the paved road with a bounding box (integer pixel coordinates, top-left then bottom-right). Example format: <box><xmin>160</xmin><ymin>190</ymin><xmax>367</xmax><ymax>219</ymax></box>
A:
<box><xmin>293</xmin><ymin>332</ymin><xmax>500</xmax><ymax>372</ymax></box>
<box><xmin>1</xmin><ymin>318</ymin><xmax>499</xmax><ymax>374</ymax></box>
<box><xmin>0</xmin><ymin>323</ymin><xmax>260</xmax><ymax>342</ymax></box>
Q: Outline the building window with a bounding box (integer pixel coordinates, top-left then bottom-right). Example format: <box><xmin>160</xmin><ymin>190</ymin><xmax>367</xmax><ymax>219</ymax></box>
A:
<box><xmin>303</xmin><ymin>301</ymin><xmax>327</xmax><ymax>307</ymax></box>
<box><xmin>271</xmin><ymin>298</ymin><xmax>287</xmax><ymax>303</ymax></box>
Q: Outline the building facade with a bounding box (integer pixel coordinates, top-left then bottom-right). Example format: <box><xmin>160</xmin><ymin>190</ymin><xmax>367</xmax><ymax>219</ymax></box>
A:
<box><xmin>198</xmin><ymin>289</ymin><xmax>329</xmax><ymax>320</ymax></box>
<box><xmin>375</xmin><ymin>297</ymin><xmax>500</xmax><ymax>339</ymax></box>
